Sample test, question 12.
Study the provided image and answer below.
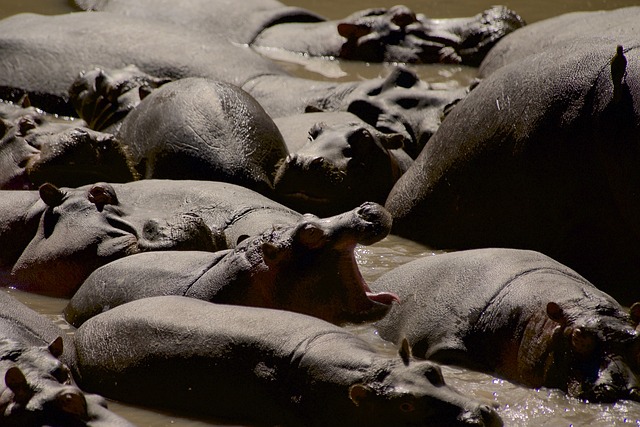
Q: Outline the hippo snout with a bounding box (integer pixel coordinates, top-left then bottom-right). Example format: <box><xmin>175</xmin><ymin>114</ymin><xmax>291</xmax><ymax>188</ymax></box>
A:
<box><xmin>353</xmin><ymin>202</ymin><xmax>393</xmax><ymax>245</ymax></box>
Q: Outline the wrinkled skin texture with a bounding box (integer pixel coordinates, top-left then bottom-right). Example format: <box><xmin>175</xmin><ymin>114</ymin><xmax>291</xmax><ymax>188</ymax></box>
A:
<box><xmin>116</xmin><ymin>77</ymin><xmax>288</xmax><ymax>194</ymax></box>
<box><xmin>385</xmin><ymin>10</ymin><xmax>640</xmax><ymax>303</ymax></box>
<box><xmin>65</xmin><ymin>202</ymin><xmax>396</xmax><ymax>326</ymax></box>
<box><xmin>0</xmin><ymin>291</ymin><xmax>134</xmax><ymax>426</ymax></box>
<box><xmin>273</xmin><ymin>113</ymin><xmax>412</xmax><ymax>216</ymax></box>
<box><xmin>255</xmin><ymin>5</ymin><xmax>525</xmax><ymax>65</ymax></box>
<box><xmin>74</xmin><ymin>296</ymin><xmax>503</xmax><ymax>427</ymax></box>
<box><xmin>69</xmin><ymin>64</ymin><xmax>171</xmax><ymax>133</ymax></box>
<box><xmin>0</xmin><ymin>101</ymin><xmax>134</xmax><ymax>190</ymax></box>
<box><xmin>0</xmin><ymin>13</ymin><xmax>463</xmax><ymax>155</ymax></box>
<box><xmin>1</xmin><ymin>179</ymin><xmax>300</xmax><ymax>297</ymax></box>
<box><xmin>372</xmin><ymin>249</ymin><xmax>640</xmax><ymax>403</ymax></box>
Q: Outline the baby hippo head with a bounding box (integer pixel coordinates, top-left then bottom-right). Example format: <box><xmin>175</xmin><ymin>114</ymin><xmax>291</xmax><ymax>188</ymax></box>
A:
<box><xmin>274</xmin><ymin>121</ymin><xmax>406</xmax><ymax>217</ymax></box>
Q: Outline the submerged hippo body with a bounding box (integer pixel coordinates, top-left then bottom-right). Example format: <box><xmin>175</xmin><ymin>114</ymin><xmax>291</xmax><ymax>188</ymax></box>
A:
<box><xmin>273</xmin><ymin>112</ymin><xmax>412</xmax><ymax>216</ymax></box>
<box><xmin>74</xmin><ymin>296</ymin><xmax>503</xmax><ymax>427</ymax></box>
<box><xmin>0</xmin><ymin>13</ymin><xmax>466</xmax><ymax>152</ymax></box>
<box><xmin>0</xmin><ymin>291</ymin><xmax>135</xmax><ymax>426</ymax></box>
<box><xmin>75</xmin><ymin>0</ymin><xmax>524</xmax><ymax>65</ymax></box>
<box><xmin>65</xmin><ymin>202</ymin><xmax>397</xmax><ymax>326</ymax></box>
<box><xmin>372</xmin><ymin>248</ymin><xmax>640</xmax><ymax>403</ymax></box>
<box><xmin>116</xmin><ymin>78</ymin><xmax>287</xmax><ymax>194</ymax></box>
<box><xmin>384</xmin><ymin>11</ymin><xmax>640</xmax><ymax>303</ymax></box>
<box><xmin>1</xmin><ymin>179</ymin><xmax>300</xmax><ymax>297</ymax></box>
<box><xmin>0</xmin><ymin>100</ymin><xmax>134</xmax><ymax>190</ymax></box>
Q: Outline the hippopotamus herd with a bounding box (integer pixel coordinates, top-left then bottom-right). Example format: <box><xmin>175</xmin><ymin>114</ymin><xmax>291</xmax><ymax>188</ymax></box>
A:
<box><xmin>1</xmin><ymin>0</ymin><xmax>640</xmax><ymax>425</ymax></box>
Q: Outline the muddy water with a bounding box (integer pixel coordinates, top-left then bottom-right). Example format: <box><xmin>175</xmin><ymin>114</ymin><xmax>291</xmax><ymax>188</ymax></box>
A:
<box><xmin>2</xmin><ymin>0</ymin><xmax>640</xmax><ymax>426</ymax></box>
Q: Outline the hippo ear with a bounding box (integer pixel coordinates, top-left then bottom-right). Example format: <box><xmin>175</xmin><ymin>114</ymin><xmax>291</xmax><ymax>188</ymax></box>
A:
<box><xmin>630</xmin><ymin>302</ymin><xmax>640</xmax><ymax>326</ymax></box>
<box><xmin>5</xmin><ymin>367</ymin><xmax>31</xmax><ymax>404</ymax></box>
<box><xmin>18</xmin><ymin>94</ymin><xmax>31</xmax><ymax>108</ymax></box>
<box><xmin>378</xmin><ymin>133</ymin><xmax>405</xmax><ymax>150</ymax></box>
<box><xmin>39</xmin><ymin>183</ymin><xmax>67</xmax><ymax>207</ymax></box>
<box><xmin>546</xmin><ymin>302</ymin><xmax>567</xmax><ymax>325</ymax></box>
<box><xmin>337</xmin><ymin>22</ymin><xmax>372</xmax><ymax>40</ymax></box>
<box><xmin>349</xmin><ymin>384</ymin><xmax>374</xmax><ymax>407</ymax></box>
<box><xmin>48</xmin><ymin>336</ymin><xmax>64</xmax><ymax>359</ymax></box>
<box><xmin>399</xmin><ymin>337</ymin><xmax>411</xmax><ymax>366</ymax></box>
<box><xmin>88</xmin><ymin>182</ymin><xmax>119</xmax><ymax>207</ymax></box>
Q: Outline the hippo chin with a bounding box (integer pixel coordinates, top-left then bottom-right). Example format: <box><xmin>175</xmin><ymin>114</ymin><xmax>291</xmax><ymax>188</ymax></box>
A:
<box><xmin>65</xmin><ymin>201</ymin><xmax>398</xmax><ymax>326</ymax></box>
<box><xmin>372</xmin><ymin>248</ymin><xmax>640</xmax><ymax>403</ymax></box>
<box><xmin>73</xmin><ymin>296</ymin><xmax>503</xmax><ymax>427</ymax></box>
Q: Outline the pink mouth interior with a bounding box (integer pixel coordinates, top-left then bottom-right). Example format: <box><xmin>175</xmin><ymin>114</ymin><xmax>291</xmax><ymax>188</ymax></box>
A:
<box><xmin>366</xmin><ymin>291</ymin><xmax>400</xmax><ymax>305</ymax></box>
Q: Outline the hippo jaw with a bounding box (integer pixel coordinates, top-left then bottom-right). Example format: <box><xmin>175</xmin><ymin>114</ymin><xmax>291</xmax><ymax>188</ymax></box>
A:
<box><xmin>248</xmin><ymin>202</ymin><xmax>398</xmax><ymax>324</ymax></box>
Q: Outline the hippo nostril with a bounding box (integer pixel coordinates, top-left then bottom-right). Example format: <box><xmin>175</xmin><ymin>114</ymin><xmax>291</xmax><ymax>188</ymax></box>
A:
<box><xmin>310</xmin><ymin>157</ymin><xmax>324</xmax><ymax>168</ymax></box>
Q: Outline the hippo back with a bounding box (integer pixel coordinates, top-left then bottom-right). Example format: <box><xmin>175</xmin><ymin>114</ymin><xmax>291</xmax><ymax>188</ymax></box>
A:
<box><xmin>74</xmin><ymin>0</ymin><xmax>325</xmax><ymax>44</ymax></box>
<box><xmin>0</xmin><ymin>12</ymin><xmax>286</xmax><ymax>115</ymax></box>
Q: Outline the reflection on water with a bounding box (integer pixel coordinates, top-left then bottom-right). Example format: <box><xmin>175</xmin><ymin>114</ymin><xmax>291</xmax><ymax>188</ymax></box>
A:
<box><xmin>2</xmin><ymin>0</ymin><xmax>640</xmax><ymax>426</ymax></box>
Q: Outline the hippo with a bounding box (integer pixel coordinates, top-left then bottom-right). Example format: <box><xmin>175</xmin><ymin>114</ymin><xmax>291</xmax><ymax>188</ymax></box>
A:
<box><xmin>64</xmin><ymin>201</ymin><xmax>397</xmax><ymax>326</ymax></box>
<box><xmin>0</xmin><ymin>290</ymin><xmax>135</xmax><ymax>426</ymax></box>
<box><xmin>384</xmin><ymin>8</ymin><xmax>640</xmax><ymax>303</ymax></box>
<box><xmin>73</xmin><ymin>0</ymin><xmax>525</xmax><ymax>65</ymax></box>
<box><xmin>68</xmin><ymin>64</ymin><xmax>171</xmax><ymax>133</ymax></box>
<box><xmin>1</xmin><ymin>179</ymin><xmax>302</xmax><ymax>297</ymax></box>
<box><xmin>0</xmin><ymin>99</ymin><xmax>134</xmax><ymax>190</ymax></box>
<box><xmin>0</xmin><ymin>12</ymin><xmax>464</xmax><ymax>153</ymax></box>
<box><xmin>371</xmin><ymin>248</ymin><xmax>640</xmax><ymax>403</ymax></box>
<box><xmin>73</xmin><ymin>295</ymin><xmax>503</xmax><ymax>426</ymax></box>
<box><xmin>114</xmin><ymin>77</ymin><xmax>288</xmax><ymax>194</ymax></box>
<box><xmin>273</xmin><ymin>112</ymin><xmax>413</xmax><ymax>216</ymax></box>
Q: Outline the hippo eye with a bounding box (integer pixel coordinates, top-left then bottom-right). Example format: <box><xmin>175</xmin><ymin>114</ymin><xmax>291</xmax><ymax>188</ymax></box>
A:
<box><xmin>39</xmin><ymin>183</ymin><xmax>67</xmax><ymax>207</ymax></box>
<box><xmin>571</xmin><ymin>328</ymin><xmax>597</xmax><ymax>356</ymax></box>
<box><xmin>88</xmin><ymin>183</ymin><xmax>119</xmax><ymax>207</ymax></box>
<box><xmin>399</xmin><ymin>402</ymin><xmax>415</xmax><ymax>413</ymax></box>
<box><xmin>17</xmin><ymin>117</ymin><xmax>37</xmax><ymax>136</ymax></box>
<box><xmin>52</xmin><ymin>365</ymin><xmax>71</xmax><ymax>384</ymax></box>
<box><xmin>308</xmin><ymin>122</ymin><xmax>325</xmax><ymax>141</ymax></box>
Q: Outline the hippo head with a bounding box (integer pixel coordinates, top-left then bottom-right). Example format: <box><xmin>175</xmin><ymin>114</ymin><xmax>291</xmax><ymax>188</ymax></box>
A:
<box><xmin>273</xmin><ymin>121</ymin><xmax>406</xmax><ymax>217</ymax></box>
<box><xmin>309</xmin><ymin>66</ymin><xmax>468</xmax><ymax>158</ymax></box>
<box><xmin>542</xmin><ymin>301</ymin><xmax>640</xmax><ymax>403</ymax></box>
<box><xmin>0</xmin><ymin>103</ymin><xmax>135</xmax><ymax>190</ymax></box>
<box><xmin>224</xmin><ymin>202</ymin><xmax>398</xmax><ymax>325</ymax></box>
<box><xmin>347</xmin><ymin>344</ymin><xmax>502</xmax><ymax>426</ymax></box>
<box><xmin>10</xmin><ymin>182</ymin><xmax>223</xmax><ymax>297</ymax></box>
<box><xmin>337</xmin><ymin>5</ymin><xmax>525</xmax><ymax>65</ymax></box>
<box><xmin>0</xmin><ymin>338</ymin><xmax>134</xmax><ymax>426</ymax></box>
<box><xmin>69</xmin><ymin>64</ymin><xmax>171</xmax><ymax>132</ymax></box>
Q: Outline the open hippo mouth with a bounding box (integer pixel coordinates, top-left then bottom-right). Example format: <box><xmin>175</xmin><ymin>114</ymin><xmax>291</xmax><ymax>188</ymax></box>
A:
<box><xmin>277</xmin><ymin>202</ymin><xmax>399</xmax><ymax>324</ymax></box>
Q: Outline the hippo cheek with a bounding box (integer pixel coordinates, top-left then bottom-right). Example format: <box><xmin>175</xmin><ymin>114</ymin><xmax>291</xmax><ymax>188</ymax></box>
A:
<box><xmin>10</xmin><ymin>212</ymin><xmax>139</xmax><ymax>297</ymax></box>
<box><xmin>0</xmin><ymin>134</ymin><xmax>41</xmax><ymax>190</ymax></box>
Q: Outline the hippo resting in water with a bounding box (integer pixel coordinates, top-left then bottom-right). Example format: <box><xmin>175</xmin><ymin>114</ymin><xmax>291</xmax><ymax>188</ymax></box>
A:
<box><xmin>110</xmin><ymin>77</ymin><xmax>288</xmax><ymax>195</ymax></box>
<box><xmin>273</xmin><ymin>112</ymin><xmax>413</xmax><ymax>216</ymax></box>
<box><xmin>0</xmin><ymin>12</ymin><xmax>465</xmax><ymax>155</ymax></box>
<box><xmin>73</xmin><ymin>296</ymin><xmax>503</xmax><ymax>426</ymax></box>
<box><xmin>74</xmin><ymin>0</ymin><xmax>525</xmax><ymax>65</ymax></box>
<box><xmin>65</xmin><ymin>202</ymin><xmax>398</xmax><ymax>327</ymax></box>
<box><xmin>384</xmin><ymin>7</ymin><xmax>640</xmax><ymax>304</ymax></box>
<box><xmin>0</xmin><ymin>290</ymin><xmax>134</xmax><ymax>426</ymax></box>
<box><xmin>0</xmin><ymin>99</ymin><xmax>134</xmax><ymax>190</ymax></box>
<box><xmin>0</xmin><ymin>179</ymin><xmax>302</xmax><ymax>297</ymax></box>
<box><xmin>372</xmin><ymin>248</ymin><xmax>640</xmax><ymax>403</ymax></box>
